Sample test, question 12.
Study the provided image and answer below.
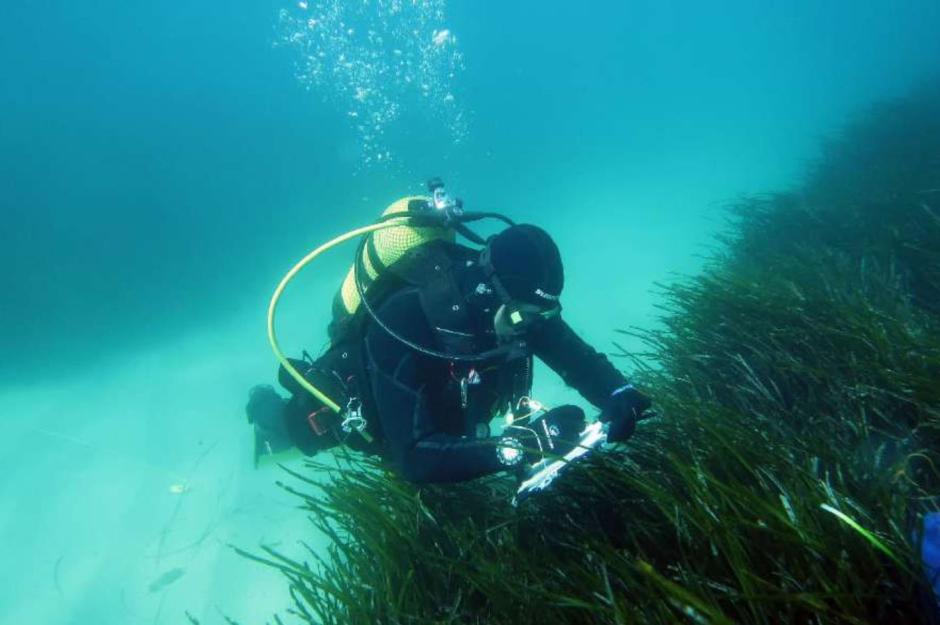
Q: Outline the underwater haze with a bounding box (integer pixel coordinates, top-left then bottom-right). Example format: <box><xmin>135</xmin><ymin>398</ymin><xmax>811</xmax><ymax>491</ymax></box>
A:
<box><xmin>1</xmin><ymin>1</ymin><xmax>939</xmax><ymax>624</ymax></box>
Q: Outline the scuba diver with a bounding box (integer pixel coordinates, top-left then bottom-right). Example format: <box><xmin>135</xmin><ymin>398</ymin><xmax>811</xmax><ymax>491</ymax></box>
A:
<box><xmin>247</xmin><ymin>179</ymin><xmax>652</xmax><ymax>484</ymax></box>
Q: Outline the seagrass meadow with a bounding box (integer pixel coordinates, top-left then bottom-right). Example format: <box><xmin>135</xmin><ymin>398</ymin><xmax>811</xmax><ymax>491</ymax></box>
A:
<box><xmin>238</xmin><ymin>82</ymin><xmax>940</xmax><ymax>625</ymax></box>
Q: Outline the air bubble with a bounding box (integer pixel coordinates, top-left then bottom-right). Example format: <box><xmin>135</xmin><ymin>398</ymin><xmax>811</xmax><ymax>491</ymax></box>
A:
<box><xmin>277</xmin><ymin>0</ymin><xmax>467</xmax><ymax>166</ymax></box>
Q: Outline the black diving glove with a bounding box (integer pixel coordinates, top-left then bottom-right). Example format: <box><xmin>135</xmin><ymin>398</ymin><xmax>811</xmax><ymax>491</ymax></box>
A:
<box><xmin>497</xmin><ymin>405</ymin><xmax>587</xmax><ymax>467</ymax></box>
<box><xmin>541</xmin><ymin>404</ymin><xmax>587</xmax><ymax>456</ymax></box>
<box><xmin>600</xmin><ymin>384</ymin><xmax>652</xmax><ymax>443</ymax></box>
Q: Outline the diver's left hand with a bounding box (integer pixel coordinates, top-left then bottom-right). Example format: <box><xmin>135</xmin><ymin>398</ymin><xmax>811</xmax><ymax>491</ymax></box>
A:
<box><xmin>499</xmin><ymin>404</ymin><xmax>587</xmax><ymax>468</ymax></box>
<box><xmin>542</xmin><ymin>405</ymin><xmax>586</xmax><ymax>446</ymax></box>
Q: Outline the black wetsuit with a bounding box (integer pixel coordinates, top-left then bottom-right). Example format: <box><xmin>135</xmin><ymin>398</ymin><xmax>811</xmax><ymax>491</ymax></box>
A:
<box><xmin>361</xmin><ymin>257</ymin><xmax>627</xmax><ymax>483</ymax></box>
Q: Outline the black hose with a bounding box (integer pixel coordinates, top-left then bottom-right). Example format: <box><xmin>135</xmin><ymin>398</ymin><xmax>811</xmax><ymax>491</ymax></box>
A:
<box><xmin>352</xmin><ymin>215</ymin><xmax>516</xmax><ymax>363</ymax></box>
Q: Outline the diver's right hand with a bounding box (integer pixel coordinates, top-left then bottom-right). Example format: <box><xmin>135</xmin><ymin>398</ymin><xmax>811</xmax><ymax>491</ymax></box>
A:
<box><xmin>601</xmin><ymin>384</ymin><xmax>652</xmax><ymax>442</ymax></box>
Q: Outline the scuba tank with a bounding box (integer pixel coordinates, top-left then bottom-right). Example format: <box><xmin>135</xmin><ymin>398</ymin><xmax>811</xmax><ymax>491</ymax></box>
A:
<box><xmin>328</xmin><ymin>193</ymin><xmax>458</xmax><ymax>343</ymax></box>
<box><xmin>267</xmin><ymin>179</ymin><xmax>521</xmax><ymax>452</ymax></box>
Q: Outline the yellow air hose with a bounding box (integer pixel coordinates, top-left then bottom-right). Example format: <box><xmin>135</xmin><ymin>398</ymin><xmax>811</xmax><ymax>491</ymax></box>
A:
<box><xmin>267</xmin><ymin>218</ymin><xmax>412</xmax><ymax>413</ymax></box>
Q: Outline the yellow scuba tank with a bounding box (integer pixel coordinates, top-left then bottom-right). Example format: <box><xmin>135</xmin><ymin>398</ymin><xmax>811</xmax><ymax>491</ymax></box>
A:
<box><xmin>268</xmin><ymin>178</ymin><xmax>514</xmax><ymax>425</ymax></box>
<box><xmin>329</xmin><ymin>196</ymin><xmax>457</xmax><ymax>341</ymax></box>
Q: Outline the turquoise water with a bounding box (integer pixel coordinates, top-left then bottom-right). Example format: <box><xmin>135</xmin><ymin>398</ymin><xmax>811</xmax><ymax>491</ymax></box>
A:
<box><xmin>1</xmin><ymin>1</ymin><xmax>939</xmax><ymax>623</ymax></box>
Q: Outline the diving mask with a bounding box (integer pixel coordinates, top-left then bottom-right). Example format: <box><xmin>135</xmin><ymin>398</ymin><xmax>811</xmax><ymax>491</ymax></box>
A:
<box><xmin>493</xmin><ymin>301</ymin><xmax>560</xmax><ymax>342</ymax></box>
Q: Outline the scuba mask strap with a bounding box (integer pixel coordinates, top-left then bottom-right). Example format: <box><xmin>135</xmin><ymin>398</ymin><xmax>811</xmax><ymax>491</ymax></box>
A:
<box><xmin>479</xmin><ymin>241</ymin><xmax>515</xmax><ymax>306</ymax></box>
<box><xmin>480</xmin><ymin>239</ymin><xmax>562</xmax><ymax>325</ymax></box>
